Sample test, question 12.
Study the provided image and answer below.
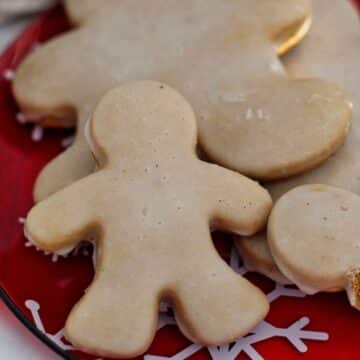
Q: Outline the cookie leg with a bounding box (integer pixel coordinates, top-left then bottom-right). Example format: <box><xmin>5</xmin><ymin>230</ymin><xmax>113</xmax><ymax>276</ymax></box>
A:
<box><xmin>33</xmin><ymin>132</ymin><xmax>95</xmax><ymax>202</ymax></box>
<box><xmin>65</xmin><ymin>274</ymin><xmax>159</xmax><ymax>358</ymax></box>
<box><xmin>173</xmin><ymin>261</ymin><xmax>269</xmax><ymax>345</ymax></box>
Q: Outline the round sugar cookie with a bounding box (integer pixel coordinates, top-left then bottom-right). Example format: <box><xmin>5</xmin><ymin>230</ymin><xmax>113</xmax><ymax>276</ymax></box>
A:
<box><xmin>271</xmin><ymin>0</ymin><xmax>360</xmax><ymax>197</ymax></box>
<box><xmin>235</xmin><ymin>232</ymin><xmax>289</xmax><ymax>284</ymax></box>
<box><xmin>268</xmin><ymin>184</ymin><xmax>360</xmax><ymax>310</ymax></box>
<box><xmin>235</xmin><ymin>0</ymin><xmax>359</xmax><ymax>283</ymax></box>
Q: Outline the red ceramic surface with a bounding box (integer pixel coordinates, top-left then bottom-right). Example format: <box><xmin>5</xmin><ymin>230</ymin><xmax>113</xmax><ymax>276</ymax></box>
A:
<box><xmin>0</xmin><ymin>2</ymin><xmax>360</xmax><ymax>360</ymax></box>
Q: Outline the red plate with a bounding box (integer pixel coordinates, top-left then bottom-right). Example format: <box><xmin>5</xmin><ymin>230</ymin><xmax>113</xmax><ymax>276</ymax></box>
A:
<box><xmin>1</xmin><ymin>3</ymin><xmax>360</xmax><ymax>360</ymax></box>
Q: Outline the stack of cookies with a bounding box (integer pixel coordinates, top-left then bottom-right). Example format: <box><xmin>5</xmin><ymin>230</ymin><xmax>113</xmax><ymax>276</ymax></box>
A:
<box><xmin>12</xmin><ymin>0</ymin><xmax>359</xmax><ymax>358</ymax></box>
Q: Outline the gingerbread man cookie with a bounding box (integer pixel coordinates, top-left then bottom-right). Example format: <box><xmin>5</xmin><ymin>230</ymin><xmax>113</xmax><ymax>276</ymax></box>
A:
<box><xmin>25</xmin><ymin>82</ymin><xmax>272</xmax><ymax>357</ymax></box>
<box><xmin>235</xmin><ymin>0</ymin><xmax>360</xmax><ymax>283</ymax></box>
<box><xmin>14</xmin><ymin>0</ymin><xmax>352</xmax><ymax>202</ymax></box>
<box><xmin>268</xmin><ymin>184</ymin><xmax>360</xmax><ymax>310</ymax></box>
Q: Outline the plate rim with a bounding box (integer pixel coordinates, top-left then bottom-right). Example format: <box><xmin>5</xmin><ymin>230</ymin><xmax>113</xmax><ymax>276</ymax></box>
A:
<box><xmin>1</xmin><ymin>2</ymin><xmax>359</xmax><ymax>359</ymax></box>
<box><xmin>0</xmin><ymin>286</ymin><xmax>76</xmax><ymax>360</ymax></box>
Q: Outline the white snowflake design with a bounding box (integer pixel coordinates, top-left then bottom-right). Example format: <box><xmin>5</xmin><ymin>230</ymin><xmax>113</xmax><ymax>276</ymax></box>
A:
<box><xmin>23</xmin><ymin>245</ymin><xmax>328</xmax><ymax>360</ymax></box>
<box><xmin>144</xmin><ymin>249</ymin><xmax>328</xmax><ymax>360</ymax></box>
<box><xmin>25</xmin><ymin>299</ymin><xmax>74</xmax><ymax>351</ymax></box>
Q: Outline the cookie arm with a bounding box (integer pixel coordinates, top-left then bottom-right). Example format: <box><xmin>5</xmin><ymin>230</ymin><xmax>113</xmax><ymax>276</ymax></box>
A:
<box><xmin>25</xmin><ymin>176</ymin><xmax>99</xmax><ymax>254</ymax></box>
<box><xmin>205</xmin><ymin>164</ymin><xmax>272</xmax><ymax>236</ymax></box>
<box><xmin>33</xmin><ymin>120</ymin><xmax>95</xmax><ymax>202</ymax></box>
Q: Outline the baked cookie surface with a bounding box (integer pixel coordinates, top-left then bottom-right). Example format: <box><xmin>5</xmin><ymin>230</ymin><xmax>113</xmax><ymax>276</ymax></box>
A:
<box><xmin>235</xmin><ymin>0</ymin><xmax>359</xmax><ymax>283</ymax></box>
<box><xmin>268</xmin><ymin>184</ymin><xmax>360</xmax><ymax>310</ymax></box>
<box><xmin>14</xmin><ymin>0</ymin><xmax>352</xmax><ymax>201</ymax></box>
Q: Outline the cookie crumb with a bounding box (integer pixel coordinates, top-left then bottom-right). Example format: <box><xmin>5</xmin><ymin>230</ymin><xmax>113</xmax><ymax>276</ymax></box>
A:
<box><xmin>31</xmin><ymin>125</ymin><xmax>44</xmax><ymax>142</ymax></box>
<box><xmin>307</xmin><ymin>93</ymin><xmax>331</xmax><ymax>104</ymax></box>
<box><xmin>3</xmin><ymin>69</ymin><xmax>15</xmax><ymax>81</ymax></box>
<box><xmin>245</xmin><ymin>108</ymin><xmax>253</xmax><ymax>120</ymax></box>
<box><xmin>61</xmin><ymin>135</ymin><xmax>75</xmax><ymax>148</ymax></box>
<box><xmin>346</xmin><ymin>268</ymin><xmax>360</xmax><ymax>310</ymax></box>
<box><xmin>16</xmin><ymin>112</ymin><xmax>27</xmax><ymax>124</ymax></box>
<box><xmin>257</xmin><ymin>109</ymin><xmax>264</xmax><ymax>119</ymax></box>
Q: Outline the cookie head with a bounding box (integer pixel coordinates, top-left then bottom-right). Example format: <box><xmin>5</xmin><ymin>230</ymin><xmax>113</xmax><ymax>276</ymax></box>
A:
<box><xmin>268</xmin><ymin>184</ymin><xmax>360</xmax><ymax>310</ymax></box>
<box><xmin>88</xmin><ymin>81</ymin><xmax>197</xmax><ymax>164</ymax></box>
<box><xmin>65</xmin><ymin>0</ymin><xmax>310</xmax><ymax>37</ymax></box>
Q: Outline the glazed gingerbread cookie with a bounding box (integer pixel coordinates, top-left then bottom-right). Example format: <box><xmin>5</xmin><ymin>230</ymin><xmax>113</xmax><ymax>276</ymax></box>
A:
<box><xmin>235</xmin><ymin>0</ymin><xmax>360</xmax><ymax>283</ymax></box>
<box><xmin>268</xmin><ymin>184</ymin><xmax>360</xmax><ymax>310</ymax></box>
<box><xmin>14</xmin><ymin>0</ymin><xmax>352</xmax><ymax>202</ymax></box>
<box><xmin>25</xmin><ymin>82</ymin><xmax>272</xmax><ymax>357</ymax></box>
